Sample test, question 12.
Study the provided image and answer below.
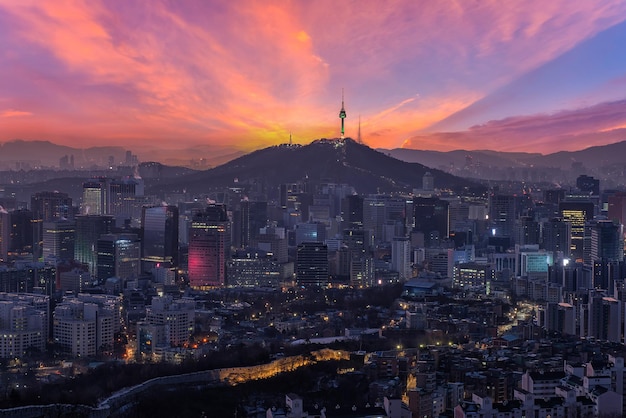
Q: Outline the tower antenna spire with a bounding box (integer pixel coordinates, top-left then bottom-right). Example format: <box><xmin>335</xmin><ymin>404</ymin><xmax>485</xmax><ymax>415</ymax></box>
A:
<box><xmin>289</xmin><ymin>132</ymin><xmax>292</xmax><ymax>146</ymax></box>
<box><xmin>339</xmin><ymin>88</ymin><xmax>347</xmax><ymax>140</ymax></box>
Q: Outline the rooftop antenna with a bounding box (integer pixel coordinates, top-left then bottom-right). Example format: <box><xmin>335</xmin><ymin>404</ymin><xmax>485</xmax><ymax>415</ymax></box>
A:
<box><xmin>289</xmin><ymin>132</ymin><xmax>292</xmax><ymax>146</ymax></box>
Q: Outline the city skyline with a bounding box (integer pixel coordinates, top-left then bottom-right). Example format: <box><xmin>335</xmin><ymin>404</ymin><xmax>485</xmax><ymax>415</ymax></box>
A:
<box><xmin>1</xmin><ymin>1</ymin><xmax>626</xmax><ymax>156</ymax></box>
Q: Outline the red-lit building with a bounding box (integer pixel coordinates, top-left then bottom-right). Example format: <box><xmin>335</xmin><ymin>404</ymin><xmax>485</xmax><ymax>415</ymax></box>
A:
<box><xmin>188</xmin><ymin>204</ymin><xmax>230</xmax><ymax>289</ymax></box>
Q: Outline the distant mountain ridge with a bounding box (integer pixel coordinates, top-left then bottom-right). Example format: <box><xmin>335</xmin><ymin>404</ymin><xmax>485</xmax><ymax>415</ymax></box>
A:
<box><xmin>380</xmin><ymin>139</ymin><xmax>626</xmax><ymax>171</ymax></box>
<box><xmin>0</xmin><ymin>139</ymin><xmax>244</xmax><ymax>169</ymax></box>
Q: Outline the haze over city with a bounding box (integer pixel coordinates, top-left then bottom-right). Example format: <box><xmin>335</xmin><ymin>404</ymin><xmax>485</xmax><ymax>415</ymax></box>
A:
<box><xmin>2</xmin><ymin>0</ymin><xmax>626</xmax><ymax>156</ymax></box>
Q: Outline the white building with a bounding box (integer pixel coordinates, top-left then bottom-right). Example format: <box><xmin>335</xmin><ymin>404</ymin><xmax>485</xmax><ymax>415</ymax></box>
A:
<box><xmin>0</xmin><ymin>293</ymin><xmax>49</xmax><ymax>358</ymax></box>
<box><xmin>145</xmin><ymin>296</ymin><xmax>195</xmax><ymax>347</ymax></box>
<box><xmin>53</xmin><ymin>295</ymin><xmax>119</xmax><ymax>357</ymax></box>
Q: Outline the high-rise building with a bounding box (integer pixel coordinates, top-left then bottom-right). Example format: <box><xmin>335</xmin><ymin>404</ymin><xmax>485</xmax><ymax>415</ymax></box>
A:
<box><xmin>391</xmin><ymin>237</ymin><xmax>412</xmax><ymax>280</ymax></box>
<box><xmin>226</xmin><ymin>250</ymin><xmax>289</xmax><ymax>288</ymax></box>
<box><xmin>296</xmin><ymin>242</ymin><xmax>329</xmax><ymax>287</ymax></box>
<box><xmin>414</xmin><ymin>197</ymin><xmax>450</xmax><ymax>246</ymax></box>
<box><xmin>42</xmin><ymin>219</ymin><xmax>75</xmax><ymax>260</ymax></box>
<box><xmin>544</xmin><ymin>302</ymin><xmax>576</xmax><ymax>336</ymax></box>
<box><xmin>364</xmin><ymin>195</ymin><xmax>407</xmax><ymax>244</ymax></box>
<box><xmin>514</xmin><ymin>216</ymin><xmax>540</xmax><ymax>246</ymax></box>
<box><xmin>8</xmin><ymin>209</ymin><xmax>34</xmax><ymax>259</ymax></box>
<box><xmin>588</xmin><ymin>219</ymin><xmax>624</xmax><ymax>263</ymax></box>
<box><xmin>0</xmin><ymin>293</ymin><xmax>49</xmax><ymax>358</ymax></box>
<box><xmin>74</xmin><ymin>215</ymin><xmax>114</xmax><ymax>276</ymax></box>
<box><xmin>31</xmin><ymin>191</ymin><xmax>73</xmax><ymax>222</ymax></box>
<box><xmin>141</xmin><ymin>205</ymin><xmax>179</xmax><ymax>271</ymax></box>
<box><xmin>109</xmin><ymin>177</ymin><xmax>144</xmax><ymax>226</ymax></box>
<box><xmin>608</xmin><ymin>192</ymin><xmax>626</xmax><ymax>225</ymax></box>
<box><xmin>82</xmin><ymin>178</ymin><xmax>110</xmax><ymax>215</ymax></box>
<box><xmin>489</xmin><ymin>194</ymin><xmax>516</xmax><ymax>238</ymax></box>
<box><xmin>253</xmin><ymin>226</ymin><xmax>288</xmax><ymax>263</ymax></box>
<box><xmin>53</xmin><ymin>297</ymin><xmax>117</xmax><ymax>357</ymax></box>
<box><xmin>144</xmin><ymin>295</ymin><xmax>195</xmax><ymax>347</ymax></box>
<box><xmin>232</xmin><ymin>200</ymin><xmax>267</xmax><ymax>249</ymax></box>
<box><xmin>559</xmin><ymin>200</ymin><xmax>594</xmax><ymax>262</ymax></box>
<box><xmin>341</xmin><ymin>194</ymin><xmax>364</xmax><ymax>229</ymax></box>
<box><xmin>587</xmin><ymin>291</ymin><xmax>620</xmax><ymax>342</ymax></box>
<box><xmin>31</xmin><ymin>191</ymin><xmax>74</xmax><ymax>262</ymax></box>
<box><xmin>542</xmin><ymin>218</ymin><xmax>571</xmax><ymax>257</ymax></box>
<box><xmin>96</xmin><ymin>233</ymin><xmax>141</xmax><ymax>283</ymax></box>
<box><xmin>576</xmin><ymin>174</ymin><xmax>600</xmax><ymax>196</ymax></box>
<box><xmin>188</xmin><ymin>205</ymin><xmax>231</xmax><ymax>288</ymax></box>
<box><xmin>0</xmin><ymin>210</ymin><xmax>9</xmax><ymax>263</ymax></box>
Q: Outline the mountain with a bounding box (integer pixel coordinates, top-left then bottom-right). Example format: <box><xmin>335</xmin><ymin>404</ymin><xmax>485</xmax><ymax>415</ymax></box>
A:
<box><xmin>0</xmin><ymin>139</ymin><xmax>245</xmax><ymax>169</ymax></box>
<box><xmin>382</xmin><ymin>140</ymin><xmax>626</xmax><ymax>171</ymax></box>
<box><xmin>148</xmin><ymin>138</ymin><xmax>484</xmax><ymax>195</ymax></box>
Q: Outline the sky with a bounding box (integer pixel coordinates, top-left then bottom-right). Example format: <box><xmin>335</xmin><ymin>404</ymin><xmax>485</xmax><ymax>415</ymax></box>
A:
<box><xmin>1</xmin><ymin>0</ymin><xmax>626</xmax><ymax>157</ymax></box>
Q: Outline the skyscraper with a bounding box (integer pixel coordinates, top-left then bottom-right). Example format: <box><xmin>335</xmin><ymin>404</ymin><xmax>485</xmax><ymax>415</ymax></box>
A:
<box><xmin>42</xmin><ymin>219</ymin><xmax>75</xmax><ymax>260</ymax></box>
<box><xmin>414</xmin><ymin>197</ymin><xmax>450</xmax><ymax>247</ymax></box>
<box><xmin>488</xmin><ymin>194</ymin><xmax>516</xmax><ymax>238</ymax></box>
<box><xmin>31</xmin><ymin>191</ymin><xmax>73</xmax><ymax>262</ymax></box>
<box><xmin>0</xmin><ymin>210</ymin><xmax>9</xmax><ymax>263</ymax></box>
<box><xmin>74</xmin><ymin>215</ymin><xmax>114</xmax><ymax>276</ymax></box>
<box><xmin>188</xmin><ymin>204</ymin><xmax>231</xmax><ymax>288</ymax></box>
<box><xmin>559</xmin><ymin>199</ymin><xmax>594</xmax><ymax>262</ymax></box>
<box><xmin>588</xmin><ymin>219</ymin><xmax>624</xmax><ymax>263</ymax></box>
<box><xmin>341</xmin><ymin>194</ymin><xmax>364</xmax><ymax>230</ymax></box>
<box><xmin>82</xmin><ymin>178</ymin><xmax>110</xmax><ymax>215</ymax></box>
<box><xmin>296</xmin><ymin>241</ymin><xmax>329</xmax><ymax>287</ymax></box>
<box><xmin>31</xmin><ymin>191</ymin><xmax>73</xmax><ymax>222</ymax></box>
<box><xmin>232</xmin><ymin>200</ymin><xmax>267</xmax><ymax>249</ymax></box>
<box><xmin>8</xmin><ymin>209</ymin><xmax>34</xmax><ymax>259</ymax></box>
<box><xmin>96</xmin><ymin>233</ymin><xmax>141</xmax><ymax>283</ymax></box>
<box><xmin>542</xmin><ymin>218</ymin><xmax>571</xmax><ymax>257</ymax></box>
<box><xmin>109</xmin><ymin>177</ymin><xmax>143</xmax><ymax>226</ymax></box>
<box><xmin>141</xmin><ymin>205</ymin><xmax>179</xmax><ymax>271</ymax></box>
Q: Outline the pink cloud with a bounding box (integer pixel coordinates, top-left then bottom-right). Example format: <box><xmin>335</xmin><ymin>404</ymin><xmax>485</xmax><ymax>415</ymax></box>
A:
<box><xmin>403</xmin><ymin>100</ymin><xmax>626</xmax><ymax>153</ymax></box>
<box><xmin>0</xmin><ymin>0</ymin><xmax>625</xmax><ymax>153</ymax></box>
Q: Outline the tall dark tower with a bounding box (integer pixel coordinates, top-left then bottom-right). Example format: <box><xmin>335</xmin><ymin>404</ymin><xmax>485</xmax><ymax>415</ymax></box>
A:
<box><xmin>339</xmin><ymin>89</ymin><xmax>347</xmax><ymax>140</ymax></box>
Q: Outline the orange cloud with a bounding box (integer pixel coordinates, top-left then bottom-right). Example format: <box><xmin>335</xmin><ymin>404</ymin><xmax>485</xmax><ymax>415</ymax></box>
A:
<box><xmin>0</xmin><ymin>0</ymin><xmax>625</xmax><ymax>154</ymax></box>
<box><xmin>0</xmin><ymin>110</ymin><xmax>32</xmax><ymax>118</ymax></box>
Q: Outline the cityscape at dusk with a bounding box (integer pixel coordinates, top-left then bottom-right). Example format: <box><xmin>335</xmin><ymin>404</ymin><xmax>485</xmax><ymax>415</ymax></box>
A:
<box><xmin>1</xmin><ymin>0</ymin><xmax>626</xmax><ymax>156</ymax></box>
<box><xmin>4</xmin><ymin>1</ymin><xmax>626</xmax><ymax>418</ymax></box>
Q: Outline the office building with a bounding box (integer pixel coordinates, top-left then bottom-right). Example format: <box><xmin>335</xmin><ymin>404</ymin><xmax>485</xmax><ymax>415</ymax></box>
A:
<box><xmin>232</xmin><ymin>200</ymin><xmax>267</xmax><ymax>249</ymax></box>
<box><xmin>96</xmin><ymin>233</ymin><xmax>141</xmax><ymax>283</ymax></box>
<box><xmin>188</xmin><ymin>204</ymin><xmax>231</xmax><ymax>288</ymax></box>
<box><xmin>559</xmin><ymin>199</ymin><xmax>594</xmax><ymax>262</ymax></box>
<box><xmin>42</xmin><ymin>219</ymin><xmax>75</xmax><ymax>261</ymax></box>
<box><xmin>588</xmin><ymin>219</ymin><xmax>624</xmax><ymax>263</ymax></box>
<box><xmin>488</xmin><ymin>194</ymin><xmax>516</xmax><ymax>238</ymax></box>
<box><xmin>141</xmin><ymin>205</ymin><xmax>179</xmax><ymax>271</ymax></box>
<box><xmin>296</xmin><ymin>242</ymin><xmax>329</xmax><ymax>287</ymax></box>
<box><xmin>391</xmin><ymin>237</ymin><xmax>412</xmax><ymax>280</ymax></box>
<box><xmin>413</xmin><ymin>197</ymin><xmax>450</xmax><ymax>246</ymax></box>
<box><xmin>53</xmin><ymin>297</ymin><xmax>118</xmax><ymax>357</ymax></box>
<box><xmin>0</xmin><ymin>293</ymin><xmax>49</xmax><ymax>358</ymax></box>
<box><xmin>82</xmin><ymin>178</ymin><xmax>110</xmax><ymax>215</ymax></box>
<box><xmin>74</xmin><ymin>215</ymin><xmax>114</xmax><ymax>276</ymax></box>
<box><xmin>542</xmin><ymin>218</ymin><xmax>571</xmax><ymax>257</ymax></box>
<box><xmin>143</xmin><ymin>295</ymin><xmax>195</xmax><ymax>347</ymax></box>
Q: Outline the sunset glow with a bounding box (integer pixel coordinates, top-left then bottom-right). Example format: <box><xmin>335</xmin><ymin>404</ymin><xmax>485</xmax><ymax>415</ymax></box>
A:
<box><xmin>1</xmin><ymin>0</ymin><xmax>626</xmax><ymax>157</ymax></box>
